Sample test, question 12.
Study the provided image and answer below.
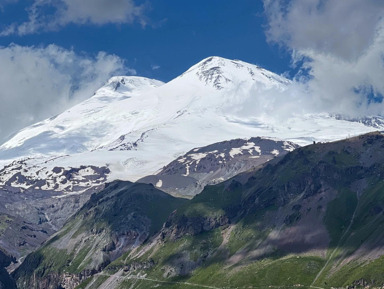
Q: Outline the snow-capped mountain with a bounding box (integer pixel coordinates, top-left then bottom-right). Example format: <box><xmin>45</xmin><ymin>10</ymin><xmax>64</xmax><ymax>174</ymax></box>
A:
<box><xmin>0</xmin><ymin>56</ymin><xmax>380</xmax><ymax>196</ymax></box>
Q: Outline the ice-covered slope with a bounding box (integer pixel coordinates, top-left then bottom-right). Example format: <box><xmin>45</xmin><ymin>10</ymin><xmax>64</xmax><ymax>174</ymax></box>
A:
<box><xmin>0</xmin><ymin>76</ymin><xmax>164</xmax><ymax>157</ymax></box>
<box><xmin>0</xmin><ymin>56</ymin><xmax>380</xmax><ymax>194</ymax></box>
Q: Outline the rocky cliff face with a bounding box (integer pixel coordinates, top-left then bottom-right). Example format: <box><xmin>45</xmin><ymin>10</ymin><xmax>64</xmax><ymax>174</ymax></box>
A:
<box><xmin>0</xmin><ymin>158</ymin><xmax>110</xmax><ymax>260</ymax></box>
<box><xmin>0</xmin><ymin>250</ymin><xmax>16</xmax><ymax>289</ymax></box>
<box><xmin>13</xmin><ymin>181</ymin><xmax>187</xmax><ymax>289</ymax></box>
<box><xmin>139</xmin><ymin>137</ymin><xmax>298</xmax><ymax>198</ymax></box>
<box><xmin>0</xmin><ymin>183</ymin><xmax>102</xmax><ymax>263</ymax></box>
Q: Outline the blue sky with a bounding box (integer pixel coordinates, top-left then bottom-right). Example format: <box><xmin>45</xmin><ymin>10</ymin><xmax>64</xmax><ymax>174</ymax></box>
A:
<box><xmin>0</xmin><ymin>0</ymin><xmax>383</xmax><ymax>143</ymax></box>
<box><xmin>0</xmin><ymin>0</ymin><xmax>292</xmax><ymax>82</ymax></box>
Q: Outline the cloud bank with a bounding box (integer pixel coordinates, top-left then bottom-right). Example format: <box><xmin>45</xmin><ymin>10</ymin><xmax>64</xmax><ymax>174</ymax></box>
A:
<box><xmin>0</xmin><ymin>44</ymin><xmax>132</xmax><ymax>143</ymax></box>
<box><xmin>263</xmin><ymin>0</ymin><xmax>384</xmax><ymax>117</ymax></box>
<box><xmin>1</xmin><ymin>0</ymin><xmax>146</xmax><ymax>36</ymax></box>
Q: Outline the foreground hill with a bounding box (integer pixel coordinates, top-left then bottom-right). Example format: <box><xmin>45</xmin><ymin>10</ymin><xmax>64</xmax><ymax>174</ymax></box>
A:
<box><xmin>14</xmin><ymin>132</ymin><xmax>384</xmax><ymax>289</ymax></box>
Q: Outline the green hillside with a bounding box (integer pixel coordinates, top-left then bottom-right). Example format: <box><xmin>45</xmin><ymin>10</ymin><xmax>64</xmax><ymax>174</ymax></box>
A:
<box><xmin>15</xmin><ymin>132</ymin><xmax>384</xmax><ymax>289</ymax></box>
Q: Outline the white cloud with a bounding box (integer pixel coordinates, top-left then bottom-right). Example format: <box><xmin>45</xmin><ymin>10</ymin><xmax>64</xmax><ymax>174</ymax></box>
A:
<box><xmin>263</xmin><ymin>0</ymin><xmax>384</xmax><ymax>117</ymax></box>
<box><xmin>151</xmin><ymin>64</ymin><xmax>160</xmax><ymax>70</ymax></box>
<box><xmin>59</xmin><ymin>0</ymin><xmax>146</xmax><ymax>25</ymax></box>
<box><xmin>0</xmin><ymin>0</ymin><xmax>146</xmax><ymax>36</ymax></box>
<box><xmin>0</xmin><ymin>44</ymin><xmax>133</xmax><ymax>143</ymax></box>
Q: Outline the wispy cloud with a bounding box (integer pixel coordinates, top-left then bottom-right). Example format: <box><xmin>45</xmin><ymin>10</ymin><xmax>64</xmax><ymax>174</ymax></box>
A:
<box><xmin>0</xmin><ymin>44</ymin><xmax>134</xmax><ymax>143</ymax></box>
<box><xmin>0</xmin><ymin>0</ymin><xmax>147</xmax><ymax>36</ymax></box>
<box><xmin>263</xmin><ymin>0</ymin><xmax>384</xmax><ymax>117</ymax></box>
<box><xmin>151</xmin><ymin>64</ymin><xmax>160</xmax><ymax>70</ymax></box>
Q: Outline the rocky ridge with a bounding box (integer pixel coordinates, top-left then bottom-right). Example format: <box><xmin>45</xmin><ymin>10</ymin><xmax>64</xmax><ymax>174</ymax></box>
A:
<box><xmin>139</xmin><ymin>137</ymin><xmax>298</xmax><ymax>198</ymax></box>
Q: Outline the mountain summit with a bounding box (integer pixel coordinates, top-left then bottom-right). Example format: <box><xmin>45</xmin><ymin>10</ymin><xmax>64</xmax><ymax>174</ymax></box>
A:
<box><xmin>180</xmin><ymin>56</ymin><xmax>289</xmax><ymax>90</ymax></box>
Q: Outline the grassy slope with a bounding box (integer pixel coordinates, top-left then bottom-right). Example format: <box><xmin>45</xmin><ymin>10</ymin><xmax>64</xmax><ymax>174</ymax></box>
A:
<box><xmin>81</xmin><ymin>133</ymin><xmax>384</xmax><ymax>289</ymax></box>
<box><xmin>14</xmin><ymin>132</ymin><xmax>384</xmax><ymax>289</ymax></box>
